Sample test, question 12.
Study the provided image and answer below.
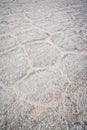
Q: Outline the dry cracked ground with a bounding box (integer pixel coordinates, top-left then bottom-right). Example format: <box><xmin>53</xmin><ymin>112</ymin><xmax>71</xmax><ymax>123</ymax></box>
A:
<box><xmin>0</xmin><ymin>0</ymin><xmax>87</xmax><ymax>130</ymax></box>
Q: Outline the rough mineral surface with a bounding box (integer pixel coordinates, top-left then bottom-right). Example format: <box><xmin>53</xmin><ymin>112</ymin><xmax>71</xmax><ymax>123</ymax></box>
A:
<box><xmin>0</xmin><ymin>48</ymin><xmax>29</xmax><ymax>86</ymax></box>
<box><xmin>0</xmin><ymin>0</ymin><xmax>87</xmax><ymax>130</ymax></box>
<box><xmin>26</xmin><ymin>42</ymin><xmax>61</xmax><ymax>67</ymax></box>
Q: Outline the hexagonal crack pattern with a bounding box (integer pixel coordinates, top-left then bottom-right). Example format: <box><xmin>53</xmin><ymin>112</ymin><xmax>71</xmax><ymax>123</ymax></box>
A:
<box><xmin>0</xmin><ymin>0</ymin><xmax>87</xmax><ymax>130</ymax></box>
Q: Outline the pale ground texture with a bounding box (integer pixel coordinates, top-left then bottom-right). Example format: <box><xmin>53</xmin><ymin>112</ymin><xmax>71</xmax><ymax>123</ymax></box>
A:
<box><xmin>0</xmin><ymin>0</ymin><xmax>87</xmax><ymax>130</ymax></box>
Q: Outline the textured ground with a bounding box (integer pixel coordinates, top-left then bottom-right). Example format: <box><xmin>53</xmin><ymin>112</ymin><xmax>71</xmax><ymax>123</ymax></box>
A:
<box><xmin>0</xmin><ymin>0</ymin><xmax>87</xmax><ymax>130</ymax></box>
